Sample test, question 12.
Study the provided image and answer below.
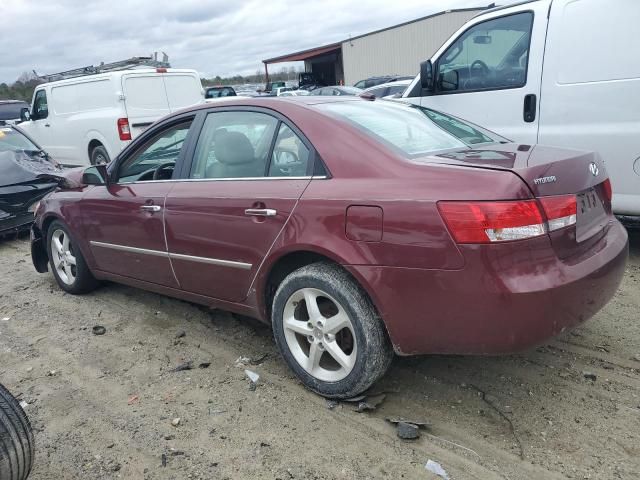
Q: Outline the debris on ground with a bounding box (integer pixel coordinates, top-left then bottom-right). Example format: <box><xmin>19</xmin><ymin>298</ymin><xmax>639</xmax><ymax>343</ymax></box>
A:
<box><xmin>355</xmin><ymin>393</ymin><xmax>386</xmax><ymax>412</ymax></box>
<box><xmin>172</xmin><ymin>361</ymin><xmax>193</xmax><ymax>372</ymax></box>
<box><xmin>171</xmin><ymin>417</ymin><xmax>181</xmax><ymax>427</ymax></box>
<box><xmin>235</xmin><ymin>356</ymin><xmax>251</xmax><ymax>367</ymax></box>
<box><xmin>386</xmin><ymin>417</ymin><xmax>430</xmax><ymax>440</ymax></box>
<box><xmin>249</xmin><ymin>353</ymin><xmax>269</xmax><ymax>365</ymax></box>
<box><xmin>47</xmin><ymin>370</ymin><xmax>57</xmax><ymax>376</ymax></box>
<box><xmin>633</xmin><ymin>354</ymin><xmax>640</xmax><ymax>362</ymax></box>
<box><xmin>1</xmin><ymin>317</ymin><xmax>10</xmax><ymax>321</ymax></box>
<box><xmin>175</xmin><ymin>330</ymin><xmax>186</xmax><ymax>339</ymax></box>
<box><xmin>198</xmin><ymin>362</ymin><xmax>211</xmax><ymax>369</ymax></box>
<box><xmin>326</xmin><ymin>400</ymin><xmax>339</xmax><ymax>410</ymax></box>
<box><xmin>92</xmin><ymin>325</ymin><xmax>106</xmax><ymax>335</ymax></box>
<box><xmin>127</xmin><ymin>395</ymin><xmax>139</xmax><ymax>405</ymax></box>
<box><xmin>396</xmin><ymin>421</ymin><xmax>420</xmax><ymax>440</ymax></box>
<box><xmin>161</xmin><ymin>453</ymin><xmax>167</xmax><ymax>467</ymax></box>
<box><xmin>425</xmin><ymin>460</ymin><xmax>450</xmax><ymax>480</ymax></box>
<box><xmin>235</xmin><ymin>355</ymin><xmax>269</xmax><ymax>367</ymax></box>
<box><xmin>583</xmin><ymin>371</ymin><xmax>597</xmax><ymax>381</ymax></box>
<box><xmin>19</xmin><ymin>400</ymin><xmax>29</xmax><ymax>409</ymax></box>
<box><xmin>245</xmin><ymin>369</ymin><xmax>260</xmax><ymax>384</ymax></box>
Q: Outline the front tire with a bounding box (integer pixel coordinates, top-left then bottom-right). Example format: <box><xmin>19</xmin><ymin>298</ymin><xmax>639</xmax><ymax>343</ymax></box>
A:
<box><xmin>272</xmin><ymin>262</ymin><xmax>393</xmax><ymax>399</ymax></box>
<box><xmin>46</xmin><ymin>220</ymin><xmax>98</xmax><ymax>294</ymax></box>
<box><xmin>0</xmin><ymin>383</ymin><xmax>34</xmax><ymax>480</ymax></box>
<box><xmin>90</xmin><ymin>145</ymin><xmax>110</xmax><ymax>165</ymax></box>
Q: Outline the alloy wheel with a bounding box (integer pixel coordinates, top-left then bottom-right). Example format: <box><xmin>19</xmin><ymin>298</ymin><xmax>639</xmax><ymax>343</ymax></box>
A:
<box><xmin>282</xmin><ymin>288</ymin><xmax>357</xmax><ymax>382</ymax></box>
<box><xmin>51</xmin><ymin>229</ymin><xmax>77</xmax><ymax>285</ymax></box>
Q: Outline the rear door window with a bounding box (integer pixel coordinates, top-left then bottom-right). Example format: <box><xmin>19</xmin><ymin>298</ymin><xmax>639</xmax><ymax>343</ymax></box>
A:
<box><xmin>123</xmin><ymin>75</ymin><xmax>170</xmax><ymax>118</ymax></box>
<box><xmin>164</xmin><ymin>75</ymin><xmax>203</xmax><ymax>110</ymax></box>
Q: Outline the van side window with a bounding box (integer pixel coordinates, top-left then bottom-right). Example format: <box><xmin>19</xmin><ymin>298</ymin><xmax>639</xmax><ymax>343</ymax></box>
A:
<box><xmin>33</xmin><ymin>90</ymin><xmax>48</xmax><ymax>120</ymax></box>
<box><xmin>436</xmin><ymin>12</ymin><xmax>534</xmax><ymax>93</ymax></box>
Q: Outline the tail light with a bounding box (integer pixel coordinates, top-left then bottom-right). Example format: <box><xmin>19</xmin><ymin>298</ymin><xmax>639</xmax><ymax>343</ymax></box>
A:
<box><xmin>602</xmin><ymin>178</ymin><xmax>613</xmax><ymax>204</ymax></box>
<box><xmin>539</xmin><ymin>195</ymin><xmax>577</xmax><ymax>232</ymax></box>
<box><xmin>117</xmin><ymin>117</ymin><xmax>131</xmax><ymax>141</ymax></box>
<box><xmin>438</xmin><ymin>200</ymin><xmax>546</xmax><ymax>243</ymax></box>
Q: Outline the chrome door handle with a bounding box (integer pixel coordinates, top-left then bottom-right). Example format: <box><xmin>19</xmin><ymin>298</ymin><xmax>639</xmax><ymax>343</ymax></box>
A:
<box><xmin>140</xmin><ymin>205</ymin><xmax>161</xmax><ymax>212</ymax></box>
<box><xmin>245</xmin><ymin>208</ymin><xmax>277</xmax><ymax>217</ymax></box>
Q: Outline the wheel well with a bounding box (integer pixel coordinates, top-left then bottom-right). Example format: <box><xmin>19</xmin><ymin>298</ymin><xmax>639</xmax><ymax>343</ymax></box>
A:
<box><xmin>87</xmin><ymin>140</ymin><xmax>103</xmax><ymax>160</ymax></box>
<box><xmin>263</xmin><ymin>251</ymin><xmax>334</xmax><ymax>317</ymax></box>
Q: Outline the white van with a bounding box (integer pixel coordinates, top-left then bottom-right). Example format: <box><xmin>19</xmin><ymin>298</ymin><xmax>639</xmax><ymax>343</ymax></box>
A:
<box><xmin>404</xmin><ymin>0</ymin><xmax>640</xmax><ymax>220</ymax></box>
<box><xmin>19</xmin><ymin>69</ymin><xmax>203</xmax><ymax>166</ymax></box>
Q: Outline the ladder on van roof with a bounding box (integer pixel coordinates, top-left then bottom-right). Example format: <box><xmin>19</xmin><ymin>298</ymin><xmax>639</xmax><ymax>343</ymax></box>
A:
<box><xmin>34</xmin><ymin>53</ymin><xmax>171</xmax><ymax>82</ymax></box>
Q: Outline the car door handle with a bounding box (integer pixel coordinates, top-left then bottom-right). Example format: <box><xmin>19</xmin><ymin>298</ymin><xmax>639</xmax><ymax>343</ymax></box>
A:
<box><xmin>245</xmin><ymin>208</ymin><xmax>277</xmax><ymax>217</ymax></box>
<box><xmin>523</xmin><ymin>94</ymin><xmax>537</xmax><ymax>123</ymax></box>
<box><xmin>140</xmin><ymin>205</ymin><xmax>161</xmax><ymax>212</ymax></box>
<box><xmin>44</xmin><ymin>123</ymin><xmax>50</xmax><ymax>127</ymax></box>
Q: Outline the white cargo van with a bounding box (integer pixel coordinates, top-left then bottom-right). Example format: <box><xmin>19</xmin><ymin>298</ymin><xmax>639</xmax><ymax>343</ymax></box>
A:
<box><xmin>19</xmin><ymin>68</ymin><xmax>203</xmax><ymax>165</ymax></box>
<box><xmin>404</xmin><ymin>0</ymin><xmax>640</xmax><ymax>221</ymax></box>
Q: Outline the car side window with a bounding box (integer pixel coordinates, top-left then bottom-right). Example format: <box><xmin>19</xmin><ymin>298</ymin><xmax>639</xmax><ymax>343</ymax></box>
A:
<box><xmin>189</xmin><ymin>111</ymin><xmax>278</xmax><ymax>179</ymax></box>
<box><xmin>33</xmin><ymin>90</ymin><xmax>48</xmax><ymax>119</ymax></box>
<box><xmin>116</xmin><ymin>120</ymin><xmax>192</xmax><ymax>183</ymax></box>
<box><xmin>436</xmin><ymin>12</ymin><xmax>533</xmax><ymax>93</ymax></box>
<box><xmin>268</xmin><ymin>124</ymin><xmax>311</xmax><ymax>177</ymax></box>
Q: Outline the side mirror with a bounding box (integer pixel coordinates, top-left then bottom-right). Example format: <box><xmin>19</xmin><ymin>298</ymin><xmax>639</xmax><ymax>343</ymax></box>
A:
<box><xmin>20</xmin><ymin>108</ymin><xmax>31</xmax><ymax>122</ymax></box>
<box><xmin>82</xmin><ymin>165</ymin><xmax>109</xmax><ymax>186</ymax></box>
<box><xmin>420</xmin><ymin>60</ymin><xmax>435</xmax><ymax>92</ymax></box>
<box><xmin>440</xmin><ymin>70</ymin><xmax>459</xmax><ymax>91</ymax></box>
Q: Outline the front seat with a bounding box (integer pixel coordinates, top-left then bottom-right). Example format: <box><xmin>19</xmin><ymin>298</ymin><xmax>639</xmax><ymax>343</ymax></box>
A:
<box><xmin>206</xmin><ymin>131</ymin><xmax>261</xmax><ymax>178</ymax></box>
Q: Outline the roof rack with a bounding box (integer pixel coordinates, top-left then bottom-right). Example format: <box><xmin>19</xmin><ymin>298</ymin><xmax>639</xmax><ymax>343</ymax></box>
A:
<box><xmin>34</xmin><ymin>53</ymin><xmax>170</xmax><ymax>82</ymax></box>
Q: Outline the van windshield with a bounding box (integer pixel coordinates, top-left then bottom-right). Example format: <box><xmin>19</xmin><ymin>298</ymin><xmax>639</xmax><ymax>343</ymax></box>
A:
<box><xmin>316</xmin><ymin>100</ymin><xmax>502</xmax><ymax>157</ymax></box>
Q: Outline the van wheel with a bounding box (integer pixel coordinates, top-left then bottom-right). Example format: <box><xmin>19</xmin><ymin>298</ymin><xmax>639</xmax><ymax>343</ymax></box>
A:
<box><xmin>272</xmin><ymin>262</ymin><xmax>394</xmax><ymax>399</ymax></box>
<box><xmin>46</xmin><ymin>220</ymin><xmax>99</xmax><ymax>294</ymax></box>
<box><xmin>90</xmin><ymin>145</ymin><xmax>110</xmax><ymax>165</ymax></box>
<box><xmin>0</xmin><ymin>383</ymin><xmax>35</xmax><ymax>480</ymax></box>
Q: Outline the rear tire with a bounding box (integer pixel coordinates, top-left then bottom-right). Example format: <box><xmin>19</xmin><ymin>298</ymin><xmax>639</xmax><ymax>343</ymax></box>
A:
<box><xmin>272</xmin><ymin>262</ymin><xmax>393</xmax><ymax>399</ymax></box>
<box><xmin>0</xmin><ymin>383</ymin><xmax>34</xmax><ymax>480</ymax></box>
<box><xmin>90</xmin><ymin>145</ymin><xmax>110</xmax><ymax>165</ymax></box>
<box><xmin>46</xmin><ymin>220</ymin><xmax>99</xmax><ymax>294</ymax></box>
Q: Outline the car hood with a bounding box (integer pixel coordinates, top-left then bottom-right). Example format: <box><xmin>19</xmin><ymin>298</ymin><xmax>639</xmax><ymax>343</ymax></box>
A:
<box><xmin>0</xmin><ymin>150</ymin><xmax>64</xmax><ymax>215</ymax></box>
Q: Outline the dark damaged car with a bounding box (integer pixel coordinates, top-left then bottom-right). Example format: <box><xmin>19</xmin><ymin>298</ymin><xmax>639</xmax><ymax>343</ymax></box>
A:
<box><xmin>0</xmin><ymin>126</ymin><xmax>62</xmax><ymax>236</ymax></box>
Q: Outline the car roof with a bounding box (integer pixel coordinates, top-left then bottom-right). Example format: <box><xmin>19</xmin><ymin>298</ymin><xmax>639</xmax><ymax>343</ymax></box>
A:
<box><xmin>363</xmin><ymin>80</ymin><xmax>412</xmax><ymax>92</ymax></box>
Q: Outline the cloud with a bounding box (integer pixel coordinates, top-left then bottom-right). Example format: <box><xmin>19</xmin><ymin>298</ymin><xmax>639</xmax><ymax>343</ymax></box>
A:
<box><xmin>0</xmin><ymin>0</ymin><xmax>491</xmax><ymax>83</ymax></box>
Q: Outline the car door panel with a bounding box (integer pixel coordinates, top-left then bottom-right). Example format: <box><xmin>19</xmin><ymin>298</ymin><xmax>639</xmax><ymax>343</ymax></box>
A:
<box><xmin>82</xmin><ymin>183</ymin><xmax>178</xmax><ymax>287</ymax></box>
<box><xmin>165</xmin><ymin>179</ymin><xmax>310</xmax><ymax>302</ymax></box>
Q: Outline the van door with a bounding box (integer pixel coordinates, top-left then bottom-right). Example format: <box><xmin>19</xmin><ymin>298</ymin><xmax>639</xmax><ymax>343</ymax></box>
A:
<box><xmin>409</xmin><ymin>2</ymin><xmax>551</xmax><ymax>144</ymax></box>
<box><xmin>121</xmin><ymin>74</ymin><xmax>171</xmax><ymax>139</ymax></box>
<box><xmin>21</xmin><ymin>89</ymin><xmax>52</xmax><ymax>152</ymax></box>
<box><xmin>162</xmin><ymin>73</ymin><xmax>203</xmax><ymax>112</ymax></box>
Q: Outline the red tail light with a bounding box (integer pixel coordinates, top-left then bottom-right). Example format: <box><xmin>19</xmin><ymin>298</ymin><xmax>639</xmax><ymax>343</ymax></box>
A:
<box><xmin>602</xmin><ymin>178</ymin><xmax>613</xmax><ymax>203</ymax></box>
<box><xmin>117</xmin><ymin>117</ymin><xmax>131</xmax><ymax>141</ymax></box>
<box><xmin>156</xmin><ymin>67</ymin><xmax>167</xmax><ymax>73</ymax></box>
<box><xmin>539</xmin><ymin>195</ymin><xmax>577</xmax><ymax>232</ymax></box>
<box><xmin>438</xmin><ymin>200</ymin><xmax>546</xmax><ymax>244</ymax></box>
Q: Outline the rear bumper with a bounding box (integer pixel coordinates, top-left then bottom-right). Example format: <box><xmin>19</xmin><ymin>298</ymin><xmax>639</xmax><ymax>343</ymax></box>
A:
<box><xmin>347</xmin><ymin>220</ymin><xmax>629</xmax><ymax>356</ymax></box>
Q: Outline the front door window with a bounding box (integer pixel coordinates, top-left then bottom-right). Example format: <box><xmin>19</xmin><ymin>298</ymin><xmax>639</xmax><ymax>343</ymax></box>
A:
<box><xmin>33</xmin><ymin>90</ymin><xmax>48</xmax><ymax>119</ymax></box>
<box><xmin>436</xmin><ymin>12</ymin><xmax>534</xmax><ymax>93</ymax></box>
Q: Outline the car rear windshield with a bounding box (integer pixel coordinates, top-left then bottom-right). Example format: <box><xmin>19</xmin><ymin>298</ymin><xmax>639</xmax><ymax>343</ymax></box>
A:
<box><xmin>316</xmin><ymin>101</ymin><xmax>501</xmax><ymax>157</ymax></box>
<box><xmin>0</xmin><ymin>127</ymin><xmax>39</xmax><ymax>153</ymax></box>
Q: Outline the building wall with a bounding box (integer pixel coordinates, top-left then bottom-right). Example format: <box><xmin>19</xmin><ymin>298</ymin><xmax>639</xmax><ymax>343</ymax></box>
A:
<box><xmin>342</xmin><ymin>10</ymin><xmax>481</xmax><ymax>85</ymax></box>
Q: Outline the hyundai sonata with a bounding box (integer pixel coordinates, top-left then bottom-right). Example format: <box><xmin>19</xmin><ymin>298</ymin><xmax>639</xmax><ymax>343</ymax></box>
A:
<box><xmin>30</xmin><ymin>97</ymin><xmax>628</xmax><ymax>398</ymax></box>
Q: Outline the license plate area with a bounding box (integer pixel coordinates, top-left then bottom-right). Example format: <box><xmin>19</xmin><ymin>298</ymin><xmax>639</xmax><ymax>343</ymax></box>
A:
<box><xmin>576</xmin><ymin>187</ymin><xmax>607</xmax><ymax>242</ymax></box>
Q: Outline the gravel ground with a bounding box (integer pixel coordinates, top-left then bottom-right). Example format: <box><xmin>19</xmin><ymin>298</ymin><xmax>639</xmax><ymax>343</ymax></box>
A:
<box><xmin>0</xmin><ymin>232</ymin><xmax>638</xmax><ymax>480</ymax></box>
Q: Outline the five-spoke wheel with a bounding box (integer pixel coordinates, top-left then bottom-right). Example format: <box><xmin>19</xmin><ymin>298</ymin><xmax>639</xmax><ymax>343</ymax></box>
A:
<box><xmin>51</xmin><ymin>228</ymin><xmax>77</xmax><ymax>285</ymax></box>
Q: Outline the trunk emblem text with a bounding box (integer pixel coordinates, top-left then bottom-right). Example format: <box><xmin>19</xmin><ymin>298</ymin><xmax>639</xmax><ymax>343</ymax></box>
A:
<box><xmin>589</xmin><ymin>162</ymin><xmax>599</xmax><ymax>176</ymax></box>
<box><xmin>534</xmin><ymin>175</ymin><xmax>557</xmax><ymax>185</ymax></box>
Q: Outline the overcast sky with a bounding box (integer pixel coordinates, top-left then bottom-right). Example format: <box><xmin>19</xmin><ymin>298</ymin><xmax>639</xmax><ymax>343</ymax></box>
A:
<box><xmin>1</xmin><ymin>0</ymin><xmax>494</xmax><ymax>83</ymax></box>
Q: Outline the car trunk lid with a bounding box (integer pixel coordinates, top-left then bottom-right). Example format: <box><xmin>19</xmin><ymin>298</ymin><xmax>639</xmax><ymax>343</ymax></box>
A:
<box><xmin>422</xmin><ymin>143</ymin><xmax>612</xmax><ymax>258</ymax></box>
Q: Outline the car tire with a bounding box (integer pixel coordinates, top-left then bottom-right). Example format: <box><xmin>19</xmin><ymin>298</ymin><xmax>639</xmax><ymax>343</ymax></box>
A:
<box><xmin>46</xmin><ymin>220</ymin><xmax>99</xmax><ymax>294</ymax></box>
<box><xmin>90</xmin><ymin>145</ymin><xmax>110</xmax><ymax>165</ymax></box>
<box><xmin>272</xmin><ymin>262</ymin><xmax>393</xmax><ymax>399</ymax></box>
<box><xmin>0</xmin><ymin>383</ymin><xmax>35</xmax><ymax>480</ymax></box>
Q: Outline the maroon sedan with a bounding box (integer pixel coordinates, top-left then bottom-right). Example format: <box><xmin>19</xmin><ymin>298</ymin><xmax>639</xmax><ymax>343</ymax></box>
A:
<box><xmin>30</xmin><ymin>97</ymin><xmax>628</xmax><ymax>398</ymax></box>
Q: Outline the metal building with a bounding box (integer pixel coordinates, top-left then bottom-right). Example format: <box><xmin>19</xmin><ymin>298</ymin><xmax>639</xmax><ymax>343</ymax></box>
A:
<box><xmin>263</xmin><ymin>7</ymin><xmax>487</xmax><ymax>86</ymax></box>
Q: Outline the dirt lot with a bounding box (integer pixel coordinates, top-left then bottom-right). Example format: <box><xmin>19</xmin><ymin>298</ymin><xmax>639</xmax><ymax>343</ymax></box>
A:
<box><xmin>0</xmin><ymin>233</ymin><xmax>639</xmax><ymax>480</ymax></box>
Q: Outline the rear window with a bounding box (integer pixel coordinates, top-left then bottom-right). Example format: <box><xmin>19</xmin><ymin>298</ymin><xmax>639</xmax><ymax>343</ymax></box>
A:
<box><xmin>164</xmin><ymin>75</ymin><xmax>203</xmax><ymax>110</ymax></box>
<box><xmin>0</xmin><ymin>103</ymin><xmax>28</xmax><ymax>121</ymax></box>
<box><xmin>316</xmin><ymin>101</ymin><xmax>500</xmax><ymax>157</ymax></box>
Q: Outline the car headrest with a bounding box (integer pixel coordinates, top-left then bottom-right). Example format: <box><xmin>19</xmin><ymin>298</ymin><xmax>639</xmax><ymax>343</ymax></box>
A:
<box><xmin>214</xmin><ymin>131</ymin><xmax>255</xmax><ymax>165</ymax></box>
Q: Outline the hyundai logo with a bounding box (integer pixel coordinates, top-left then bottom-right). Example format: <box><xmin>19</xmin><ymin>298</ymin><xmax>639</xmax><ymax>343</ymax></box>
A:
<box><xmin>589</xmin><ymin>162</ymin><xmax>599</xmax><ymax>176</ymax></box>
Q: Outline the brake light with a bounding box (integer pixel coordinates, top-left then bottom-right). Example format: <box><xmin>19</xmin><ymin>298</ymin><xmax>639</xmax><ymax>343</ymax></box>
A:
<box><xmin>602</xmin><ymin>178</ymin><xmax>613</xmax><ymax>203</ymax></box>
<box><xmin>438</xmin><ymin>200</ymin><xmax>546</xmax><ymax>243</ymax></box>
<box><xmin>156</xmin><ymin>67</ymin><xmax>167</xmax><ymax>73</ymax></box>
<box><xmin>117</xmin><ymin>117</ymin><xmax>131</xmax><ymax>141</ymax></box>
<box><xmin>539</xmin><ymin>195</ymin><xmax>577</xmax><ymax>232</ymax></box>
